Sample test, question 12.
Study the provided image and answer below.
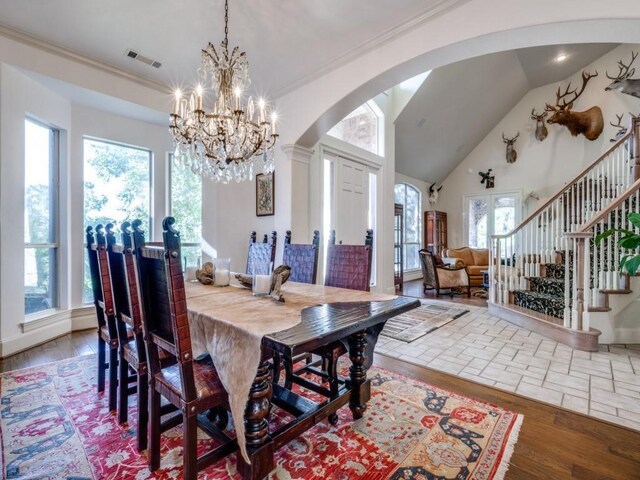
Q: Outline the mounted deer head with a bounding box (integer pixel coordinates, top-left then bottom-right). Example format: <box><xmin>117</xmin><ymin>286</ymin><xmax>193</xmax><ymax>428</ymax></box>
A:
<box><xmin>502</xmin><ymin>132</ymin><xmax>519</xmax><ymax>164</ymax></box>
<box><xmin>609</xmin><ymin>113</ymin><xmax>627</xmax><ymax>143</ymax></box>
<box><xmin>544</xmin><ymin>70</ymin><xmax>604</xmax><ymax>141</ymax></box>
<box><xmin>605</xmin><ymin>51</ymin><xmax>640</xmax><ymax>99</ymax></box>
<box><xmin>530</xmin><ymin>108</ymin><xmax>548</xmax><ymax>141</ymax></box>
<box><xmin>428</xmin><ymin>183</ymin><xmax>443</xmax><ymax>205</ymax></box>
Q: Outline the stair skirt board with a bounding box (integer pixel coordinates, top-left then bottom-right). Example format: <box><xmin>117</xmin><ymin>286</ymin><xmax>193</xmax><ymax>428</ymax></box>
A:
<box><xmin>488</xmin><ymin>301</ymin><xmax>601</xmax><ymax>352</ymax></box>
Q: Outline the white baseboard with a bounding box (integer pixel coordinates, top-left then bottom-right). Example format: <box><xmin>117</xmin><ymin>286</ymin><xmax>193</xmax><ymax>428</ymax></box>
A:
<box><xmin>1</xmin><ymin>306</ymin><xmax>96</xmax><ymax>359</ymax></box>
<box><xmin>71</xmin><ymin>306</ymin><xmax>96</xmax><ymax>331</ymax></box>
<box><xmin>0</xmin><ymin>318</ymin><xmax>72</xmax><ymax>358</ymax></box>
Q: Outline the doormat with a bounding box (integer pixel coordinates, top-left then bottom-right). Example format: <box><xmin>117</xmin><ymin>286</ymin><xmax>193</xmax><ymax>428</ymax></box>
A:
<box><xmin>0</xmin><ymin>354</ymin><xmax>522</xmax><ymax>480</ymax></box>
<box><xmin>382</xmin><ymin>301</ymin><xmax>469</xmax><ymax>342</ymax></box>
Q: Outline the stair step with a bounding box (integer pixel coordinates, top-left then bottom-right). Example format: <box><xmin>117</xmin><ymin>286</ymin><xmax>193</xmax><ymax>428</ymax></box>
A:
<box><xmin>512</xmin><ymin>290</ymin><xmax>565</xmax><ymax>320</ymax></box>
<box><xmin>588</xmin><ymin>306</ymin><xmax>611</xmax><ymax>312</ymax></box>
<box><xmin>544</xmin><ymin>263</ymin><xmax>571</xmax><ymax>280</ymax></box>
<box><xmin>528</xmin><ymin>277</ymin><xmax>565</xmax><ymax>296</ymax></box>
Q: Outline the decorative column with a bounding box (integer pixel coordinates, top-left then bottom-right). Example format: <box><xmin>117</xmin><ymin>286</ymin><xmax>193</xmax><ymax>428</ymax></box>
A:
<box><xmin>565</xmin><ymin>232</ymin><xmax>591</xmax><ymax>331</ymax></box>
<box><xmin>279</xmin><ymin>144</ymin><xmax>314</xmax><ymax>244</ymax></box>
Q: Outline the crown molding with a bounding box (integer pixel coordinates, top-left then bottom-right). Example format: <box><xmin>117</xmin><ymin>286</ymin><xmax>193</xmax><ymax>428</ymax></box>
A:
<box><xmin>0</xmin><ymin>24</ymin><xmax>168</xmax><ymax>94</ymax></box>
<box><xmin>272</xmin><ymin>0</ymin><xmax>471</xmax><ymax>99</ymax></box>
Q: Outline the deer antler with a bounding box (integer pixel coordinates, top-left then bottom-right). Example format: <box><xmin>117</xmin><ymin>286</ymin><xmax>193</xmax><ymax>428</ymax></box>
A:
<box><xmin>610</xmin><ymin>113</ymin><xmax>625</xmax><ymax>129</ymax></box>
<box><xmin>545</xmin><ymin>70</ymin><xmax>598</xmax><ymax>112</ymax></box>
<box><xmin>606</xmin><ymin>51</ymin><xmax>638</xmax><ymax>81</ymax></box>
<box><xmin>502</xmin><ymin>132</ymin><xmax>519</xmax><ymax>143</ymax></box>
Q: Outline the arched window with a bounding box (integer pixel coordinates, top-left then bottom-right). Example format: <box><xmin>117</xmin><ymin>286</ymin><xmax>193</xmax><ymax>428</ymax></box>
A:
<box><xmin>394</xmin><ymin>183</ymin><xmax>421</xmax><ymax>271</ymax></box>
<box><xmin>327</xmin><ymin>100</ymin><xmax>384</xmax><ymax>156</ymax></box>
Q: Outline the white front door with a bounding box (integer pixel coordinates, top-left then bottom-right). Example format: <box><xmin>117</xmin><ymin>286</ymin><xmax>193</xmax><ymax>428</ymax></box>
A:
<box><xmin>335</xmin><ymin>157</ymin><xmax>368</xmax><ymax>245</ymax></box>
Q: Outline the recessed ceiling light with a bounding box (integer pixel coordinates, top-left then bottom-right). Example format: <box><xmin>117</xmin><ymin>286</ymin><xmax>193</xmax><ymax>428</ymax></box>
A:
<box><xmin>555</xmin><ymin>54</ymin><xmax>568</xmax><ymax>63</ymax></box>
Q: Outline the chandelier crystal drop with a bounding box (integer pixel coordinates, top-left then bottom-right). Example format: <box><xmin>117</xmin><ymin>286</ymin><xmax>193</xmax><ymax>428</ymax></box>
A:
<box><xmin>169</xmin><ymin>0</ymin><xmax>278</xmax><ymax>183</ymax></box>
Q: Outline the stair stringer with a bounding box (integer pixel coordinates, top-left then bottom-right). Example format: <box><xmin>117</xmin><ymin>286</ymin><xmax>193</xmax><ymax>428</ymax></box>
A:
<box><xmin>589</xmin><ymin>276</ymin><xmax>640</xmax><ymax>343</ymax></box>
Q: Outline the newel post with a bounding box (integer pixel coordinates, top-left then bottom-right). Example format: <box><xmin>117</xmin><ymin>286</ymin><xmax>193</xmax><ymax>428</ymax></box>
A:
<box><xmin>565</xmin><ymin>232</ymin><xmax>592</xmax><ymax>331</ymax></box>
<box><xmin>633</xmin><ymin>116</ymin><xmax>640</xmax><ymax>181</ymax></box>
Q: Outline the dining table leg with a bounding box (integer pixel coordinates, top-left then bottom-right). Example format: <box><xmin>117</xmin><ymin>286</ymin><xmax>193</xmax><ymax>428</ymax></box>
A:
<box><xmin>348</xmin><ymin>329</ymin><xmax>370</xmax><ymax>420</ymax></box>
<box><xmin>237</xmin><ymin>357</ymin><xmax>274</xmax><ymax>480</ymax></box>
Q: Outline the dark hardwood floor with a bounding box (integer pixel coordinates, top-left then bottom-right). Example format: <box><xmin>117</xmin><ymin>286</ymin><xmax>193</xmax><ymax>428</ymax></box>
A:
<box><xmin>2</xmin><ymin>329</ymin><xmax>639</xmax><ymax>479</ymax></box>
<box><xmin>400</xmin><ymin>278</ymin><xmax>489</xmax><ymax>307</ymax></box>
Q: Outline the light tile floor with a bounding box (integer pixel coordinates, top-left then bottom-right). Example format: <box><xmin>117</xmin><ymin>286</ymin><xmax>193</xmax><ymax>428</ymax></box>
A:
<box><xmin>375</xmin><ymin>301</ymin><xmax>640</xmax><ymax>431</ymax></box>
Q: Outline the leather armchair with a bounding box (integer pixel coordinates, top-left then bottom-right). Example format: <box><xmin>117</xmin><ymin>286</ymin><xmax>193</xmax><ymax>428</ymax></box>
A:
<box><xmin>419</xmin><ymin>249</ymin><xmax>470</xmax><ymax>297</ymax></box>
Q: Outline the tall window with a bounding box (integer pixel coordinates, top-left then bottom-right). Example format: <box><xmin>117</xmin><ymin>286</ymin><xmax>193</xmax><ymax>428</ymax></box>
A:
<box><xmin>394</xmin><ymin>183</ymin><xmax>421</xmax><ymax>271</ymax></box>
<box><xmin>83</xmin><ymin>138</ymin><xmax>151</xmax><ymax>302</ymax></box>
<box><xmin>25</xmin><ymin>119</ymin><xmax>59</xmax><ymax>315</ymax></box>
<box><xmin>169</xmin><ymin>154</ymin><xmax>202</xmax><ymax>268</ymax></box>
<box><xmin>327</xmin><ymin>101</ymin><xmax>384</xmax><ymax>156</ymax></box>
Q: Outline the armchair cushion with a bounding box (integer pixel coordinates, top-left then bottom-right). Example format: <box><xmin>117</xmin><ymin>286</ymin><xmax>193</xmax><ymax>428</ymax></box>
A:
<box><xmin>433</xmin><ymin>253</ymin><xmax>445</xmax><ymax>266</ymax></box>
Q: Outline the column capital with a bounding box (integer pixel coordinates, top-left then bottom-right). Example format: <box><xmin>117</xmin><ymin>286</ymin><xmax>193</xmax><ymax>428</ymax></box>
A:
<box><xmin>281</xmin><ymin>144</ymin><xmax>314</xmax><ymax>165</ymax></box>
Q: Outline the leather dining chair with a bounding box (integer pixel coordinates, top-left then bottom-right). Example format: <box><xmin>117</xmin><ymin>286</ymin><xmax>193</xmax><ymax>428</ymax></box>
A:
<box><xmin>105</xmin><ymin>221</ymin><xmax>176</xmax><ymax>451</ymax></box>
<box><xmin>134</xmin><ymin>216</ymin><xmax>233</xmax><ymax>479</ymax></box>
<box><xmin>86</xmin><ymin>224</ymin><xmax>119</xmax><ymax>412</ymax></box>
<box><xmin>324</xmin><ymin>229</ymin><xmax>374</xmax><ymax>291</ymax></box>
<box><xmin>246</xmin><ymin>230</ymin><xmax>277</xmax><ymax>274</ymax></box>
<box><xmin>283</xmin><ymin>229</ymin><xmax>374</xmax><ymax>419</ymax></box>
<box><xmin>282</xmin><ymin>230</ymin><xmax>320</xmax><ymax>284</ymax></box>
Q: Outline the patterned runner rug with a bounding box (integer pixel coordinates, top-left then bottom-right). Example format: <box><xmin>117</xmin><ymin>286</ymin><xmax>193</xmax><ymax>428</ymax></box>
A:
<box><xmin>0</xmin><ymin>355</ymin><xmax>522</xmax><ymax>479</ymax></box>
<box><xmin>382</xmin><ymin>301</ymin><xmax>470</xmax><ymax>342</ymax></box>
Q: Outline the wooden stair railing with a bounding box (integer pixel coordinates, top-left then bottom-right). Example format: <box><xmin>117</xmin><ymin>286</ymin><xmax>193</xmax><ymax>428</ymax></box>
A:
<box><xmin>490</xmin><ymin>117</ymin><xmax>640</xmax><ymax>331</ymax></box>
<box><xmin>565</xmin><ymin>176</ymin><xmax>640</xmax><ymax>331</ymax></box>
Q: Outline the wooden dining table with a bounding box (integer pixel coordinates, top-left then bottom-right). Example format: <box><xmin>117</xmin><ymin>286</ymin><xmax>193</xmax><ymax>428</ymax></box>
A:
<box><xmin>184</xmin><ymin>279</ymin><xmax>420</xmax><ymax>480</ymax></box>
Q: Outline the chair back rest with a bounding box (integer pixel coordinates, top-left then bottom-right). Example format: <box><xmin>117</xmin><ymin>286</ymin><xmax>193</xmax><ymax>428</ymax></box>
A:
<box><xmin>419</xmin><ymin>249</ymin><xmax>438</xmax><ymax>288</ymax></box>
<box><xmin>324</xmin><ymin>229</ymin><xmax>373</xmax><ymax>292</ymax></box>
<box><xmin>246</xmin><ymin>230</ymin><xmax>277</xmax><ymax>274</ymax></box>
<box><xmin>91</xmin><ymin>224</ymin><xmax>118</xmax><ymax>338</ymax></box>
<box><xmin>134</xmin><ymin>217</ymin><xmax>196</xmax><ymax>399</ymax></box>
<box><xmin>85</xmin><ymin>226</ymin><xmax>105</xmax><ymax>328</ymax></box>
<box><xmin>282</xmin><ymin>230</ymin><xmax>320</xmax><ymax>284</ymax></box>
<box><xmin>104</xmin><ymin>223</ymin><xmax>133</xmax><ymax>348</ymax></box>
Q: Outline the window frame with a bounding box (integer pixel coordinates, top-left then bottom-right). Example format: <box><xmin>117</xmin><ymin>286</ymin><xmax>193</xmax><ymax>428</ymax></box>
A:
<box><xmin>82</xmin><ymin>136</ymin><xmax>153</xmax><ymax>304</ymax></box>
<box><xmin>166</xmin><ymin>152</ymin><xmax>203</xmax><ymax>265</ymax></box>
<box><xmin>464</xmin><ymin>190</ymin><xmax>521</xmax><ymax>249</ymax></box>
<box><xmin>327</xmin><ymin>100</ymin><xmax>385</xmax><ymax>156</ymax></box>
<box><xmin>394</xmin><ymin>182</ymin><xmax>422</xmax><ymax>273</ymax></box>
<box><xmin>24</xmin><ymin>117</ymin><xmax>60</xmax><ymax>318</ymax></box>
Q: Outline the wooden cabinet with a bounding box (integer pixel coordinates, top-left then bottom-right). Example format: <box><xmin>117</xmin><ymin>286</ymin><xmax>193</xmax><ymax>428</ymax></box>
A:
<box><xmin>424</xmin><ymin>210</ymin><xmax>447</xmax><ymax>255</ymax></box>
<box><xmin>394</xmin><ymin>203</ymin><xmax>403</xmax><ymax>291</ymax></box>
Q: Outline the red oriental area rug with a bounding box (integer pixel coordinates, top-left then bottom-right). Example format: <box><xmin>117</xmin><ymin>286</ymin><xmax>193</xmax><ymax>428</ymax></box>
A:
<box><xmin>0</xmin><ymin>355</ymin><xmax>522</xmax><ymax>479</ymax></box>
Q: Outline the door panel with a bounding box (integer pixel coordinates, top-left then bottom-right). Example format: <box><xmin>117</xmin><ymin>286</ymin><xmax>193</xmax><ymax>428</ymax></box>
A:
<box><xmin>336</xmin><ymin>158</ymin><xmax>368</xmax><ymax>245</ymax></box>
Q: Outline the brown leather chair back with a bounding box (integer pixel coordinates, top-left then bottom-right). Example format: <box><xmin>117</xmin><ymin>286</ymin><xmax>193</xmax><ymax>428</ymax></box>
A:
<box><xmin>134</xmin><ymin>217</ymin><xmax>197</xmax><ymax>401</ymax></box>
<box><xmin>324</xmin><ymin>229</ymin><xmax>373</xmax><ymax>292</ymax></box>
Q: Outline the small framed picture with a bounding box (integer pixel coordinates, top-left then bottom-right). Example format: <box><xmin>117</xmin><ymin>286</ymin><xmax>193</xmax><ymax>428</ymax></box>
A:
<box><xmin>256</xmin><ymin>172</ymin><xmax>275</xmax><ymax>216</ymax></box>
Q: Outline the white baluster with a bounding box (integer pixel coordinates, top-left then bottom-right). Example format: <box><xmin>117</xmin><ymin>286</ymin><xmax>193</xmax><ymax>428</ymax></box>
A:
<box><xmin>563</xmin><ymin>235</ymin><xmax>571</xmax><ymax>327</ymax></box>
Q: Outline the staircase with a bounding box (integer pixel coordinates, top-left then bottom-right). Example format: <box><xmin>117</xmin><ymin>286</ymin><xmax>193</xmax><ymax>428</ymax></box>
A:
<box><xmin>489</xmin><ymin>117</ymin><xmax>640</xmax><ymax>351</ymax></box>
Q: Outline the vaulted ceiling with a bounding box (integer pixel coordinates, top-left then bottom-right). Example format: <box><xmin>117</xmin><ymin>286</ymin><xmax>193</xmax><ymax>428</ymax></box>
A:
<box><xmin>394</xmin><ymin>43</ymin><xmax>618</xmax><ymax>183</ymax></box>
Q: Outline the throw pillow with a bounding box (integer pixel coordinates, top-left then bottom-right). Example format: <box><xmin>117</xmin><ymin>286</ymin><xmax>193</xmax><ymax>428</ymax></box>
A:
<box><xmin>433</xmin><ymin>253</ymin><xmax>445</xmax><ymax>266</ymax></box>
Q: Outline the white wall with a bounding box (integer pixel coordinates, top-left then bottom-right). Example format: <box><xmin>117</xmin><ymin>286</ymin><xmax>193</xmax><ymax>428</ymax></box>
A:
<box><xmin>0</xmin><ymin>64</ymin><xmax>174</xmax><ymax>356</ymax></box>
<box><xmin>436</xmin><ymin>43</ymin><xmax>640</xmax><ymax>248</ymax></box>
<box><xmin>1</xmin><ymin>64</ymin><xmax>72</xmax><ymax>349</ymax></box>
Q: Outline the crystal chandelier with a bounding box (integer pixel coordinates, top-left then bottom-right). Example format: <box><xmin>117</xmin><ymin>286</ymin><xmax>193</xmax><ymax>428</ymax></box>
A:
<box><xmin>170</xmin><ymin>0</ymin><xmax>278</xmax><ymax>183</ymax></box>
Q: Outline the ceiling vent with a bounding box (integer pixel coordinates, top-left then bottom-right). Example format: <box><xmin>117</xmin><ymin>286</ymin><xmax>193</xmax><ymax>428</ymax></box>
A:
<box><xmin>125</xmin><ymin>49</ymin><xmax>162</xmax><ymax>69</ymax></box>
